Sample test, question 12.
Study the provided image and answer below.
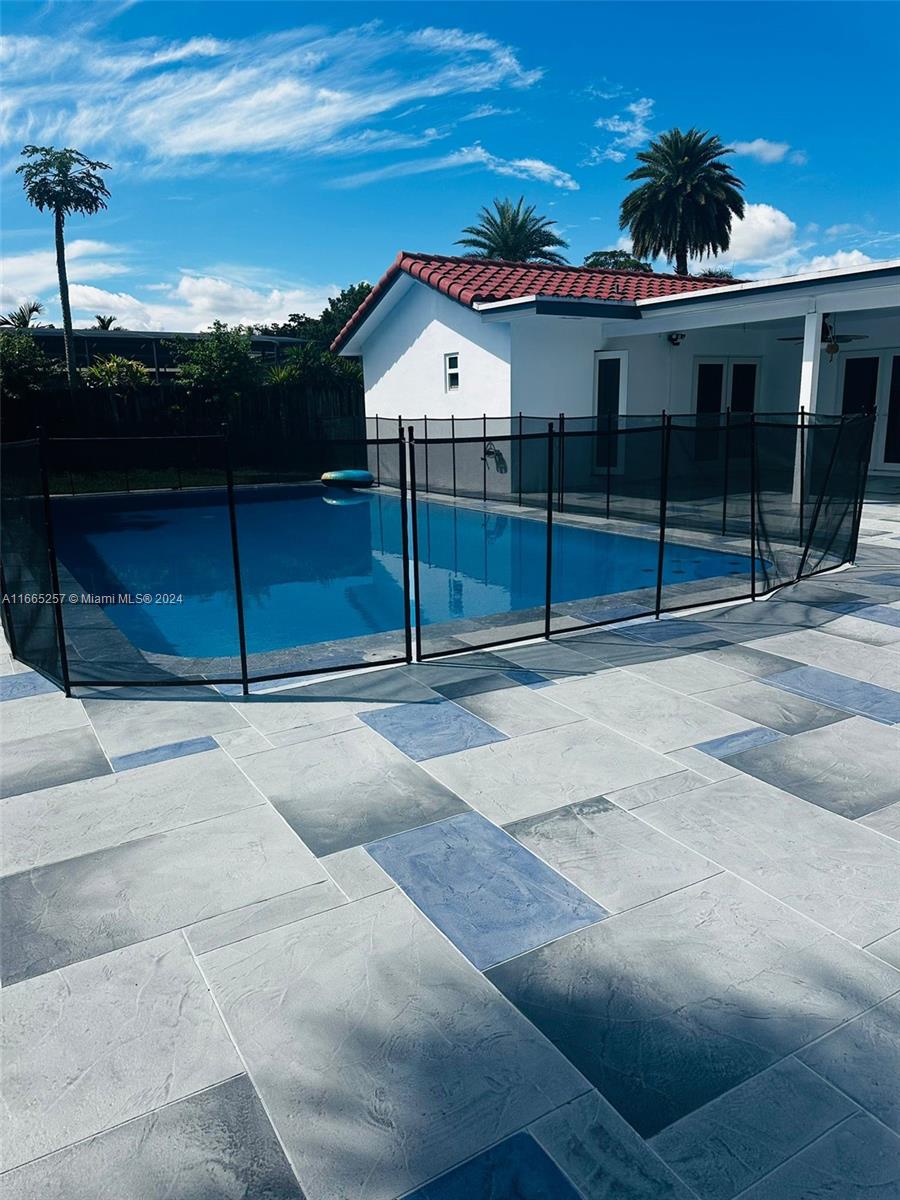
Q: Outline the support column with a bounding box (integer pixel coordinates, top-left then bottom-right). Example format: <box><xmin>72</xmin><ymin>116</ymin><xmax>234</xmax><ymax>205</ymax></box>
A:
<box><xmin>798</xmin><ymin>309</ymin><xmax>823</xmax><ymax>414</ymax></box>
<box><xmin>793</xmin><ymin>309</ymin><xmax>822</xmax><ymax>502</ymax></box>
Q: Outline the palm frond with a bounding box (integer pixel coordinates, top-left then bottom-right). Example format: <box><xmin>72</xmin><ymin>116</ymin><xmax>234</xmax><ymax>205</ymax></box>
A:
<box><xmin>455</xmin><ymin>196</ymin><xmax>569</xmax><ymax>264</ymax></box>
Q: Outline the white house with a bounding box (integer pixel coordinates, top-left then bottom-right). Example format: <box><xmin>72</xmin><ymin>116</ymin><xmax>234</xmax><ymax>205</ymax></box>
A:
<box><xmin>332</xmin><ymin>253</ymin><xmax>900</xmax><ymax>474</ymax></box>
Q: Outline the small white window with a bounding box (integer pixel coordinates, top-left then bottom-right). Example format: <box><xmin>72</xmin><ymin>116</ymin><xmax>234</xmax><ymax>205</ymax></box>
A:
<box><xmin>444</xmin><ymin>352</ymin><xmax>460</xmax><ymax>391</ymax></box>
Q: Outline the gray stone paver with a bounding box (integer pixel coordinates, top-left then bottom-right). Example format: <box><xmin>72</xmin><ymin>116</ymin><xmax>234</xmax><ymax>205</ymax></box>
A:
<box><xmin>649</xmin><ymin>1057</ymin><xmax>858</xmax><ymax>1200</ymax></box>
<box><xmin>0</xmin><ymin>1075</ymin><xmax>304</xmax><ymax>1200</ymax></box>
<box><xmin>1</xmin><ymin>491</ymin><xmax>898</xmax><ymax>1198</ymax></box>
<box><xmin>199</xmin><ymin>887</ymin><xmax>589</xmax><ymax>1200</ymax></box>
<box><xmin>637</xmin><ymin>771</ymin><xmax>900</xmax><ymax>945</ymax></box>
<box><xmin>1</xmin><ymin>932</ymin><xmax>242</xmax><ymax>1171</ymax></box>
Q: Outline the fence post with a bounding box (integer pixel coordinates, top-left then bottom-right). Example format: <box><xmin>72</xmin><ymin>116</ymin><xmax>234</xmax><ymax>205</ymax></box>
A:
<box><xmin>517</xmin><ymin>412</ymin><xmax>523</xmax><ymax>507</ymax></box>
<box><xmin>451</xmin><ymin>414</ymin><xmax>457</xmax><ymax>498</ymax></box>
<box><xmin>37</xmin><ymin>427</ymin><xmax>72</xmax><ymax>696</ymax></box>
<box><xmin>407</xmin><ymin>428</ymin><xmax>423</xmax><ymax>660</ymax></box>
<box><xmin>721</xmin><ymin>406</ymin><xmax>731</xmax><ymax>536</ymax></box>
<box><xmin>798</xmin><ymin>406</ymin><xmax>805</xmax><ymax>544</ymax></box>
<box><xmin>423</xmin><ymin>415</ymin><xmax>429</xmax><ymax>495</ymax></box>
<box><xmin>749</xmin><ymin>412</ymin><xmax>758</xmax><ymax>598</ymax></box>
<box><xmin>398</xmin><ymin>426</ymin><xmax>413</xmax><ymax>663</ymax></box>
<box><xmin>222</xmin><ymin>424</ymin><xmax>250</xmax><ymax>695</ymax></box>
<box><xmin>557</xmin><ymin>412</ymin><xmax>565</xmax><ymax>512</ymax></box>
<box><xmin>544</xmin><ymin>422</ymin><xmax>555</xmax><ymax>640</ymax></box>
<box><xmin>605</xmin><ymin>412</ymin><xmax>612</xmax><ymax>520</ymax></box>
<box><xmin>375</xmin><ymin>415</ymin><xmax>382</xmax><ymax>486</ymax></box>
<box><xmin>654</xmin><ymin>412</ymin><xmax>671</xmax><ymax>619</ymax></box>
<box><xmin>482</xmin><ymin>412</ymin><xmax>488</xmax><ymax>502</ymax></box>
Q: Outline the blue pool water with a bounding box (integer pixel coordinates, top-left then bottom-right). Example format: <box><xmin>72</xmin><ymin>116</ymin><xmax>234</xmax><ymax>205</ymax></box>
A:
<box><xmin>53</xmin><ymin>487</ymin><xmax>752</xmax><ymax>658</ymax></box>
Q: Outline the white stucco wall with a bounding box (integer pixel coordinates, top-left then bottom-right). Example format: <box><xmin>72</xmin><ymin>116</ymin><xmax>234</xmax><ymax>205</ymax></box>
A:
<box><xmin>507</xmin><ymin>316</ymin><xmax>606</xmax><ymax>419</ymax></box>
<box><xmin>506</xmin><ymin>316</ymin><xmax>804</xmax><ymax>419</ymax></box>
<box><xmin>603</xmin><ymin>324</ymin><xmax>804</xmax><ymax>415</ymax></box>
<box><xmin>355</xmin><ymin>279</ymin><xmax>898</xmax><ymax>459</ymax></box>
<box><xmin>360</xmin><ymin>282</ymin><xmax>511</xmax><ymax>420</ymax></box>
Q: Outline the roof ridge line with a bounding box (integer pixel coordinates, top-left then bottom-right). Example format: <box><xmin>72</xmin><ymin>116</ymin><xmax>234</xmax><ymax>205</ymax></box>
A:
<box><xmin>395</xmin><ymin>249</ymin><xmax>740</xmax><ymax>285</ymax></box>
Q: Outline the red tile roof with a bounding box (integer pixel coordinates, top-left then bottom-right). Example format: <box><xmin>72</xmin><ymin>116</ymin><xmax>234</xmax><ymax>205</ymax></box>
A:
<box><xmin>331</xmin><ymin>251</ymin><xmax>734</xmax><ymax>351</ymax></box>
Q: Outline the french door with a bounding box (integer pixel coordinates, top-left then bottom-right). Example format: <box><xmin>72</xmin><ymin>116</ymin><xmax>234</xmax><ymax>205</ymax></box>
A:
<box><xmin>695</xmin><ymin>358</ymin><xmax>759</xmax><ymax>415</ymax></box>
<box><xmin>841</xmin><ymin>352</ymin><xmax>900</xmax><ymax>472</ymax></box>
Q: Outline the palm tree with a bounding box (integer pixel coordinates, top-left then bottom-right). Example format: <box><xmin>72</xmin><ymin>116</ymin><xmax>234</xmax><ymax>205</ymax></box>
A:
<box><xmin>0</xmin><ymin>300</ymin><xmax>45</xmax><ymax>328</ymax></box>
<box><xmin>457</xmin><ymin>197</ymin><xmax>569</xmax><ymax>264</ymax></box>
<box><xmin>17</xmin><ymin>146</ymin><xmax>111</xmax><ymax>389</ymax></box>
<box><xmin>619</xmin><ymin>129</ymin><xmax>744</xmax><ymax>276</ymax></box>
<box><xmin>695</xmin><ymin>266</ymin><xmax>737</xmax><ymax>281</ymax></box>
<box><xmin>583</xmin><ymin>250</ymin><xmax>653</xmax><ymax>273</ymax></box>
<box><xmin>93</xmin><ymin>314</ymin><xmax>118</xmax><ymax>330</ymax></box>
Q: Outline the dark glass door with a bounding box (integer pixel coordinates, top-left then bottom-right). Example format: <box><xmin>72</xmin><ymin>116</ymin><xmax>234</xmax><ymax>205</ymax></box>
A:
<box><xmin>595</xmin><ymin>356</ymin><xmax>621</xmax><ymax>468</ymax></box>
<box><xmin>842</xmin><ymin>356</ymin><xmax>879</xmax><ymax>415</ymax></box>
<box><xmin>695</xmin><ymin>362</ymin><xmax>726</xmax><ymax>462</ymax></box>
<box><xmin>885</xmin><ymin>356</ymin><xmax>900</xmax><ymax>464</ymax></box>
<box><xmin>696</xmin><ymin>362</ymin><xmax>724</xmax><ymax>414</ymax></box>
<box><xmin>730</xmin><ymin>362</ymin><xmax>757</xmax><ymax>412</ymax></box>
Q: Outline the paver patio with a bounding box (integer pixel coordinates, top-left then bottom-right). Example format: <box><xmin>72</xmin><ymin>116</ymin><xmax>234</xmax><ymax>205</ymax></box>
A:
<box><xmin>2</xmin><ymin>489</ymin><xmax>899</xmax><ymax>1198</ymax></box>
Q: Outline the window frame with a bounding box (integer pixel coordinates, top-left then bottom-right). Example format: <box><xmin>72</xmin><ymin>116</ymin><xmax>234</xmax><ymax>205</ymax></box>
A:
<box><xmin>444</xmin><ymin>351</ymin><xmax>460</xmax><ymax>393</ymax></box>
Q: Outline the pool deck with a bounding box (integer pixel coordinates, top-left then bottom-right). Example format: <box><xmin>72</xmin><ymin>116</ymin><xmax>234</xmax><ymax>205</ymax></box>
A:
<box><xmin>2</xmin><ymin>488</ymin><xmax>899</xmax><ymax>1199</ymax></box>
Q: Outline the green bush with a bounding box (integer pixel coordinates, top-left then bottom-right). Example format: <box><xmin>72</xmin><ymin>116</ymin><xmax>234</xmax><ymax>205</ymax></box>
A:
<box><xmin>0</xmin><ymin>329</ymin><xmax>63</xmax><ymax>403</ymax></box>
<box><xmin>80</xmin><ymin>354</ymin><xmax>150</xmax><ymax>391</ymax></box>
<box><xmin>167</xmin><ymin>321</ymin><xmax>263</xmax><ymax>400</ymax></box>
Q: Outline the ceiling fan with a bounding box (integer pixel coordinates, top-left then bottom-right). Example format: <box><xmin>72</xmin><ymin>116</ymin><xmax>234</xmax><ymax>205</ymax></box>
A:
<box><xmin>778</xmin><ymin>314</ymin><xmax>868</xmax><ymax>361</ymax></box>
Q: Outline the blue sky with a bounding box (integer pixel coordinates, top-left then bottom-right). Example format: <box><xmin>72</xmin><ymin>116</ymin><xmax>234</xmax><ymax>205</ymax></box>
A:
<box><xmin>2</xmin><ymin>0</ymin><xmax>898</xmax><ymax>329</ymax></box>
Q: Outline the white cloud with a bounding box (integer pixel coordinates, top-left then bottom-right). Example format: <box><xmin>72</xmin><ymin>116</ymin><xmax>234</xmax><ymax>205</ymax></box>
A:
<box><xmin>584</xmin><ymin>79</ymin><xmax>627</xmax><ymax>101</ymax></box>
<box><xmin>584</xmin><ymin>98</ymin><xmax>654</xmax><ymax>164</ymax></box>
<box><xmin>732</xmin><ymin>138</ymin><xmax>789</xmax><ymax>163</ymax></box>
<box><xmin>333</xmin><ymin>142</ymin><xmax>578</xmax><ymax>190</ymax></box>
<box><xmin>825</xmin><ymin>222</ymin><xmax>865</xmax><ymax>238</ymax></box>
<box><xmin>460</xmin><ymin>104</ymin><xmax>518</xmax><ymax>121</ymax></box>
<box><xmin>0</xmin><ymin>24</ymin><xmax>542</xmax><ymax>168</ymax></box>
<box><xmin>732</xmin><ymin>138</ymin><xmax>807</xmax><ymax>165</ymax></box>
<box><xmin>0</xmin><ymin>234</ymin><xmax>336</xmax><ymax>330</ymax></box>
<box><xmin>694</xmin><ymin>203</ymin><xmax>884</xmax><ymax>279</ymax></box>
<box><xmin>315</xmin><ymin>127</ymin><xmax>448</xmax><ymax>156</ymax></box>
<box><xmin>66</xmin><ymin>273</ymin><xmax>338</xmax><ymax>332</ymax></box>
<box><xmin>726</xmin><ymin>203</ymin><xmax>797</xmax><ymax>263</ymax></box>
<box><xmin>0</xmin><ymin>240</ymin><xmax>129</xmax><ymax>308</ymax></box>
<box><xmin>800</xmin><ymin>250</ymin><xmax>874</xmax><ymax>273</ymax></box>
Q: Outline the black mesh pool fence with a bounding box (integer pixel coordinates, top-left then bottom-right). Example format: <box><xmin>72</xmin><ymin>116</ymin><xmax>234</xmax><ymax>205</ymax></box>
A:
<box><xmin>0</xmin><ymin>438</ymin><xmax>67</xmax><ymax>689</ymax></box>
<box><xmin>1</xmin><ymin>412</ymin><xmax>874</xmax><ymax>692</ymax></box>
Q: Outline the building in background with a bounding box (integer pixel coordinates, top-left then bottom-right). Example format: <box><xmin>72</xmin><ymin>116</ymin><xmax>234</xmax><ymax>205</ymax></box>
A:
<box><xmin>32</xmin><ymin>328</ymin><xmax>307</xmax><ymax>382</ymax></box>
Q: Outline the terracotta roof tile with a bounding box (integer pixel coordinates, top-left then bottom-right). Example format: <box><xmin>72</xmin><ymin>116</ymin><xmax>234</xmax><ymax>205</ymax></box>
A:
<box><xmin>331</xmin><ymin>251</ymin><xmax>735</xmax><ymax>351</ymax></box>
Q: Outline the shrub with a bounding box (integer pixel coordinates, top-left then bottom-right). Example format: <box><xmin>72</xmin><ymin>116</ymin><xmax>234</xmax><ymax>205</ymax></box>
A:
<box><xmin>168</xmin><ymin>321</ymin><xmax>263</xmax><ymax>400</ymax></box>
<box><xmin>80</xmin><ymin>354</ymin><xmax>149</xmax><ymax>391</ymax></box>
<box><xmin>0</xmin><ymin>329</ymin><xmax>63</xmax><ymax>403</ymax></box>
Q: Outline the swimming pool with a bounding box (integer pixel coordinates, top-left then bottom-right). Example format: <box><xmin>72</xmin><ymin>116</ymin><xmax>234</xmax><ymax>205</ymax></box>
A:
<box><xmin>53</xmin><ymin>486</ymin><xmax>752</xmax><ymax>659</ymax></box>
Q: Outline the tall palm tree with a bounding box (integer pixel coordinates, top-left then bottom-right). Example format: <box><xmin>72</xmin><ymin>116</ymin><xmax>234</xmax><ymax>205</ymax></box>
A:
<box><xmin>93</xmin><ymin>314</ymin><xmax>118</xmax><ymax>330</ymax></box>
<box><xmin>619</xmin><ymin>129</ymin><xmax>744</xmax><ymax>276</ymax></box>
<box><xmin>17</xmin><ymin>145</ymin><xmax>111</xmax><ymax>389</ymax></box>
<box><xmin>457</xmin><ymin>197</ymin><xmax>569</xmax><ymax>264</ymax></box>
<box><xmin>0</xmin><ymin>300</ymin><xmax>45</xmax><ymax>328</ymax></box>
